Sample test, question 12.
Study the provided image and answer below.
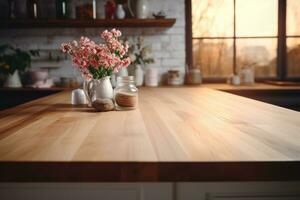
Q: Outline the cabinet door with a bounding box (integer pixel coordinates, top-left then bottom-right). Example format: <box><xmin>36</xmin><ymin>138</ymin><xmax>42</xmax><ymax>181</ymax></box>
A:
<box><xmin>0</xmin><ymin>183</ymin><xmax>173</xmax><ymax>200</ymax></box>
<box><xmin>177</xmin><ymin>182</ymin><xmax>300</xmax><ymax>200</ymax></box>
<box><xmin>209</xmin><ymin>195</ymin><xmax>300</xmax><ymax>200</ymax></box>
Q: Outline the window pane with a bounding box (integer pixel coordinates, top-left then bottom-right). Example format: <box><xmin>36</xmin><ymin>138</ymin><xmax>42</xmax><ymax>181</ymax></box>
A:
<box><xmin>287</xmin><ymin>38</ymin><xmax>300</xmax><ymax>77</ymax></box>
<box><xmin>193</xmin><ymin>39</ymin><xmax>233</xmax><ymax>77</ymax></box>
<box><xmin>287</xmin><ymin>0</ymin><xmax>300</xmax><ymax>36</ymax></box>
<box><xmin>236</xmin><ymin>0</ymin><xmax>278</xmax><ymax>37</ymax></box>
<box><xmin>236</xmin><ymin>39</ymin><xmax>277</xmax><ymax>77</ymax></box>
<box><xmin>192</xmin><ymin>0</ymin><xmax>233</xmax><ymax>37</ymax></box>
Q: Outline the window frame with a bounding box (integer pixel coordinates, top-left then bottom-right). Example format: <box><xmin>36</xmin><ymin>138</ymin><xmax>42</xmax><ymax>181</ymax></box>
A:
<box><xmin>186</xmin><ymin>0</ymin><xmax>300</xmax><ymax>82</ymax></box>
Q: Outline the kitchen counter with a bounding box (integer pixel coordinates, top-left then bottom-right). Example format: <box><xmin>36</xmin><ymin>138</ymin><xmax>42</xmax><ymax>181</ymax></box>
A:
<box><xmin>203</xmin><ymin>83</ymin><xmax>300</xmax><ymax>90</ymax></box>
<box><xmin>0</xmin><ymin>87</ymin><xmax>300</xmax><ymax>182</ymax></box>
<box><xmin>204</xmin><ymin>83</ymin><xmax>300</xmax><ymax>111</ymax></box>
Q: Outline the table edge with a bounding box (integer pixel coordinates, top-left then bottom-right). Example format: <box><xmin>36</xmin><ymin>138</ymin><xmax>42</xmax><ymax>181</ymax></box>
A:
<box><xmin>1</xmin><ymin>161</ymin><xmax>300</xmax><ymax>182</ymax></box>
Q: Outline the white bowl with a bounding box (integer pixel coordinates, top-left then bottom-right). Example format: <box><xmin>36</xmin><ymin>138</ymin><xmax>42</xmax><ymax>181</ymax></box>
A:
<box><xmin>30</xmin><ymin>70</ymin><xmax>48</xmax><ymax>82</ymax></box>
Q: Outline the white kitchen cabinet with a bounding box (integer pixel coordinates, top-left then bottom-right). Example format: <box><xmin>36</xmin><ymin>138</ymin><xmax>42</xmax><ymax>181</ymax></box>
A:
<box><xmin>0</xmin><ymin>183</ymin><xmax>173</xmax><ymax>200</ymax></box>
<box><xmin>176</xmin><ymin>182</ymin><xmax>300</xmax><ymax>200</ymax></box>
<box><xmin>1</xmin><ymin>182</ymin><xmax>300</xmax><ymax>200</ymax></box>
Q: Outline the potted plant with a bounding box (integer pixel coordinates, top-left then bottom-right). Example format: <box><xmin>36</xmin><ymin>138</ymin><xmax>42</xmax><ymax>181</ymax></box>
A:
<box><xmin>61</xmin><ymin>28</ymin><xmax>131</xmax><ymax>106</ymax></box>
<box><xmin>128</xmin><ymin>36</ymin><xmax>154</xmax><ymax>86</ymax></box>
<box><xmin>0</xmin><ymin>44</ymin><xmax>39</xmax><ymax>88</ymax></box>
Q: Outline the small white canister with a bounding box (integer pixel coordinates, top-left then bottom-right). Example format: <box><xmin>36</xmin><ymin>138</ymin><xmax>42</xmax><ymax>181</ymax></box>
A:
<box><xmin>71</xmin><ymin>89</ymin><xmax>88</xmax><ymax>105</ymax></box>
<box><xmin>145</xmin><ymin>68</ymin><xmax>158</xmax><ymax>87</ymax></box>
<box><xmin>232</xmin><ymin>75</ymin><xmax>241</xmax><ymax>86</ymax></box>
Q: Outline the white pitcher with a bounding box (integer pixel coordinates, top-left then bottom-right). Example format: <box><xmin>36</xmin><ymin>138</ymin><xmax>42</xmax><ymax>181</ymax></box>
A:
<box><xmin>83</xmin><ymin>76</ymin><xmax>114</xmax><ymax>106</ymax></box>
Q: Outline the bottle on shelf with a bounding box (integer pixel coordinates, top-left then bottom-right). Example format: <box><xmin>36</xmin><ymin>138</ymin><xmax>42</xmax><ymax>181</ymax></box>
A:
<box><xmin>8</xmin><ymin>0</ymin><xmax>16</xmax><ymax>19</ymax></box>
<box><xmin>92</xmin><ymin>0</ymin><xmax>96</xmax><ymax>19</ymax></box>
<box><xmin>56</xmin><ymin>0</ymin><xmax>70</xmax><ymax>19</ymax></box>
<box><xmin>105</xmin><ymin>0</ymin><xmax>116</xmax><ymax>19</ymax></box>
<box><xmin>27</xmin><ymin>0</ymin><xmax>38</xmax><ymax>19</ymax></box>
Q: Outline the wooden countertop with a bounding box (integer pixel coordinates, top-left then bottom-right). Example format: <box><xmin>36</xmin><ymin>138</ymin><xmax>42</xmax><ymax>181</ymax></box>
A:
<box><xmin>203</xmin><ymin>83</ymin><xmax>300</xmax><ymax>90</ymax></box>
<box><xmin>0</xmin><ymin>87</ymin><xmax>300</xmax><ymax>182</ymax></box>
<box><xmin>2</xmin><ymin>83</ymin><xmax>300</xmax><ymax>92</ymax></box>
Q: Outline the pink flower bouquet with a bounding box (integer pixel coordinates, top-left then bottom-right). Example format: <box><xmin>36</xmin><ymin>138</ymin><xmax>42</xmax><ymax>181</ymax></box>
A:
<box><xmin>61</xmin><ymin>29</ymin><xmax>131</xmax><ymax>80</ymax></box>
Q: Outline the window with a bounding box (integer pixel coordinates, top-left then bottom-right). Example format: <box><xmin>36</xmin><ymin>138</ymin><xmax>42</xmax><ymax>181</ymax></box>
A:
<box><xmin>287</xmin><ymin>0</ymin><xmax>300</xmax><ymax>77</ymax></box>
<box><xmin>188</xmin><ymin>0</ymin><xmax>300</xmax><ymax>81</ymax></box>
<box><xmin>192</xmin><ymin>0</ymin><xmax>233</xmax><ymax>78</ymax></box>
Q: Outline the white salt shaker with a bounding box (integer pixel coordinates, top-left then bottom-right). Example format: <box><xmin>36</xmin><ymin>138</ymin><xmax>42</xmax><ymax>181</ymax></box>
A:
<box><xmin>71</xmin><ymin>89</ymin><xmax>87</xmax><ymax>105</ymax></box>
<box><xmin>145</xmin><ymin>68</ymin><xmax>158</xmax><ymax>87</ymax></box>
<box><xmin>232</xmin><ymin>75</ymin><xmax>241</xmax><ymax>85</ymax></box>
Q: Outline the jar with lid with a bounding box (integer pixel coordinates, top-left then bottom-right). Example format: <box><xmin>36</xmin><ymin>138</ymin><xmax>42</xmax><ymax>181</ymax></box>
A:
<box><xmin>114</xmin><ymin>76</ymin><xmax>138</xmax><ymax>111</ymax></box>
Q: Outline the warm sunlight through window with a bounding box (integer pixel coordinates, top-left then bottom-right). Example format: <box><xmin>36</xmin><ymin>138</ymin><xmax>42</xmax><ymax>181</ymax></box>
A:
<box><xmin>192</xmin><ymin>0</ymin><xmax>233</xmax><ymax>37</ymax></box>
<box><xmin>192</xmin><ymin>0</ymin><xmax>278</xmax><ymax>78</ymax></box>
<box><xmin>287</xmin><ymin>0</ymin><xmax>300</xmax><ymax>77</ymax></box>
<box><xmin>236</xmin><ymin>0</ymin><xmax>278</xmax><ymax>37</ymax></box>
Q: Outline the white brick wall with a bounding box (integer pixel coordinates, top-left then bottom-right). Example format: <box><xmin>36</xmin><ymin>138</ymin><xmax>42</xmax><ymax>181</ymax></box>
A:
<box><xmin>0</xmin><ymin>0</ymin><xmax>186</xmax><ymax>84</ymax></box>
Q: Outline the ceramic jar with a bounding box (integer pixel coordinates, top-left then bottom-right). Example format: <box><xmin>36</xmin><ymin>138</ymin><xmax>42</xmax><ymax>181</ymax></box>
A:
<box><xmin>115</xmin><ymin>4</ymin><xmax>125</xmax><ymax>19</ymax></box>
<box><xmin>167</xmin><ymin>69</ymin><xmax>184</xmax><ymax>86</ymax></box>
<box><xmin>145</xmin><ymin>68</ymin><xmax>158</xmax><ymax>87</ymax></box>
<box><xmin>186</xmin><ymin>69</ymin><xmax>202</xmax><ymax>85</ymax></box>
<box><xmin>136</xmin><ymin>0</ymin><xmax>148</xmax><ymax>19</ymax></box>
<box><xmin>83</xmin><ymin>76</ymin><xmax>114</xmax><ymax>106</ymax></box>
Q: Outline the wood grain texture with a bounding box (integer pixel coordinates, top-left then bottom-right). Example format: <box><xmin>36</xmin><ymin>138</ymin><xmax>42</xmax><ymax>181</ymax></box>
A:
<box><xmin>0</xmin><ymin>87</ymin><xmax>300</xmax><ymax>181</ymax></box>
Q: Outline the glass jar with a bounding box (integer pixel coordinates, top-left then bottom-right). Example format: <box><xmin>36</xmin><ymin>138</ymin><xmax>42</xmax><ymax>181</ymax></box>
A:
<box><xmin>114</xmin><ymin>76</ymin><xmax>138</xmax><ymax>111</ymax></box>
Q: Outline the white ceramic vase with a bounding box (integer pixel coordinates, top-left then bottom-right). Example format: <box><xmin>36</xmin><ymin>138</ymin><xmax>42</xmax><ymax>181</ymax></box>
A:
<box><xmin>136</xmin><ymin>0</ymin><xmax>148</xmax><ymax>19</ymax></box>
<box><xmin>83</xmin><ymin>76</ymin><xmax>114</xmax><ymax>106</ymax></box>
<box><xmin>116</xmin><ymin>4</ymin><xmax>125</xmax><ymax>19</ymax></box>
<box><xmin>134</xmin><ymin>64</ymin><xmax>144</xmax><ymax>86</ymax></box>
<box><xmin>4</xmin><ymin>70</ymin><xmax>22</xmax><ymax>88</ymax></box>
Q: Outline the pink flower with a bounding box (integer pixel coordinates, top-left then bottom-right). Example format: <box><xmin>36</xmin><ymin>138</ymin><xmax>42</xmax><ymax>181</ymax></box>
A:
<box><xmin>111</xmin><ymin>28</ymin><xmax>122</xmax><ymax>37</ymax></box>
<box><xmin>101</xmin><ymin>30</ymin><xmax>113</xmax><ymax>41</ymax></box>
<box><xmin>61</xmin><ymin>29</ymin><xmax>130</xmax><ymax>79</ymax></box>
<box><xmin>122</xmin><ymin>57</ymin><xmax>131</xmax><ymax>68</ymax></box>
<box><xmin>71</xmin><ymin>40</ymin><xmax>78</xmax><ymax>47</ymax></box>
<box><xmin>61</xmin><ymin>43</ymin><xmax>71</xmax><ymax>53</ymax></box>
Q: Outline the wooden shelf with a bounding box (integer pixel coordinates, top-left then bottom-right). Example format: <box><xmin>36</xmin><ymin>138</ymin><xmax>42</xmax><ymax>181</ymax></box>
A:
<box><xmin>0</xmin><ymin>18</ymin><xmax>176</xmax><ymax>28</ymax></box>
<box><xmin>0</xmin><ymin>87</ymin><xmax>71</xmax><ymax>91</ymax></box>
